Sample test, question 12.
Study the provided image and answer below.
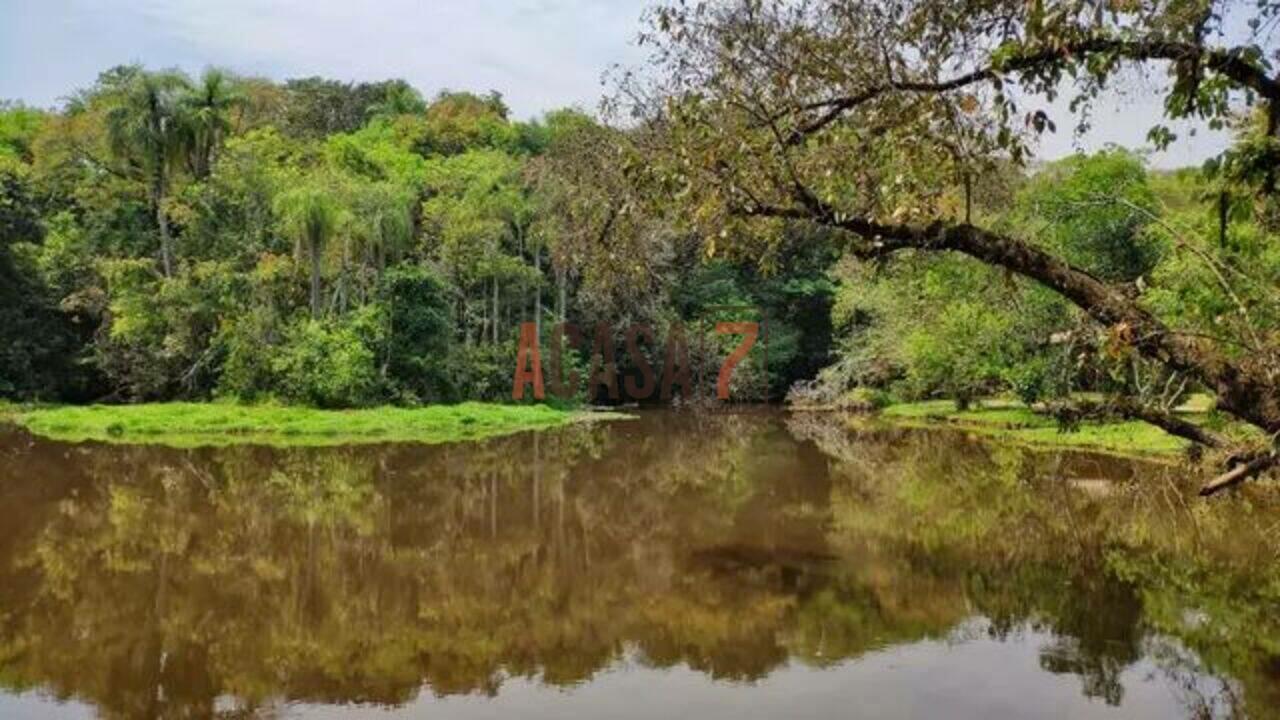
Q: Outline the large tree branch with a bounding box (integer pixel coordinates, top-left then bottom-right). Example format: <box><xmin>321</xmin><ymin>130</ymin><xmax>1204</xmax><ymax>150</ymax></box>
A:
<box><xmin>786</xmin><ymin>37</ymin><xmax>1280</xmax><ymax>145</ymax></box>
<box><xmin>744</xmin><ymin>203</ymin><xmax>1280</xmax><ymax>437</ymax></box>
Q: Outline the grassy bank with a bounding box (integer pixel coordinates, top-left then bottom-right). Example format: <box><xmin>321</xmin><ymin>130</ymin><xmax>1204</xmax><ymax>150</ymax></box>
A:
<box><xmin>9</xmin><ymin>402</ymin><xmax>620</xmax><ymax>448</ymax></box>
<box><xmin>877</xmin><ymin>399</ymin><xmax>1193</xmax><ymax>457</ymax></box>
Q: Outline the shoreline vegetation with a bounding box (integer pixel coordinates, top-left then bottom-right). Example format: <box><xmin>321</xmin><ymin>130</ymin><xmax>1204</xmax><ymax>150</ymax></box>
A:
<box><xmin>4</xmin><ymin>402</ymin><xmax>627</xmax><ymax>448</ymax></box>
<box><xmin>1</xmin><ymin>395</ymin><xmax>1232</xmax><ymax>459</ymax></box>
<box><xmin>783</xmin><ymin>389</ymin><xmax>1244</xmax><ymax>456</ymax></box>
<box><xmin>0</xmin><ymin>395</ymin><xmax>1237</xmax><ymax>457</ymax></box>
<box><xmin>790</xmin><ymin>394</ymin><xmax>1242</xmax><ymax>458</ymax></box>
<box><xmin>875</xmin><ymin>400</ymin><xmax>1190</xmax><ymax>458</ymax></box>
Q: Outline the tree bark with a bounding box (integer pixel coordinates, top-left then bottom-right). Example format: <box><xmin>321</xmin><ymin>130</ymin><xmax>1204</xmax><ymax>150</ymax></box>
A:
<box><xmin>1110</xmin><ymin>398</ymin><xmax>1229</xmax><ymax>449</ymax></box>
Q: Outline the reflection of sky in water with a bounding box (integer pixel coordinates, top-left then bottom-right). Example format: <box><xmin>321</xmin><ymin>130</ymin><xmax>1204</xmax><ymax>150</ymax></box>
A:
<box><xmin>0</xmin><ymin>693</ymin><xmax>93</xmax><ymax>720</ymax></box>
<box><xmin>3</xmin><ymin>623</ymin><xmax>1222</xmax><ymax>719</ymax></box>
<box><xmin>257</xmin><ymin>625</ymin><xmax>1231</xmax><ymax>719</ymax></box>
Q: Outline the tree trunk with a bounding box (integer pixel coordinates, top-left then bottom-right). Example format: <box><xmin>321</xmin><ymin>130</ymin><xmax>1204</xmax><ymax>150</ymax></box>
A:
<box><xmin>1201</xmin><ymin>452</ymin><xmax>1279</xmax><ymax>496</ymax></box>
<box><xmin>154</xmin><ymin>170</ymin><xmax>173</xmax><ymax>278</ymax></box>
<box><xmin>338</xmin><ymin>236</ymin><xmax>349</xmax><ymax>315</ymax></box>
<box><xmin>493</xmin><ymin>276</ymin><xmax>500</xmax><ymax>344</ymax></box>
<box><xmin>557</xmin><ymin>266</ymin><xmax>566</xmax><ymax>323</ymax></box>
<box><xmin>1218</xmin><ymin>191</ymin><xmax>1229</xmax><ymax>249</ymax></box>
<box><xmin>963</xmin><ymin>173</ymin><xmax>972</xmax><ymax>224</ymax></box>
<box><xmin>476</xmin><ymin>288</ymin><xmax>484</xmax><ymax>346</ymax></box>
<box><xmin>309</xmin><ymin>235</ymin><xmax>322</xmax><ymax>319</ymax></box>
<box><xmin>534</xmin><ymin>245</ymin><xmax>542</xmax><ymax>339</ymax></box>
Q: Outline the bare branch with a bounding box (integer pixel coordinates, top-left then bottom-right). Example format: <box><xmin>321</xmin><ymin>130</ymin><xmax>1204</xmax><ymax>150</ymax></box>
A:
<box><xmin>1200</xmin><ymin>451</ymin><xmax>1280</xmax><ymax>496</ymax></box>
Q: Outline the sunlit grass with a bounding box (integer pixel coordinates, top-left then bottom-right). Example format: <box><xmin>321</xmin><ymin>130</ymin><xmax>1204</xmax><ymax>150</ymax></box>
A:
<box><xmin>14</xmin><ymin>402</ymin><xmax>624</xmax><ymax>448</ymax></box>
<box><xmin>879</xmin><ymin>399</ymin><xmax>1191</xmax><ymax>456</ymax></box>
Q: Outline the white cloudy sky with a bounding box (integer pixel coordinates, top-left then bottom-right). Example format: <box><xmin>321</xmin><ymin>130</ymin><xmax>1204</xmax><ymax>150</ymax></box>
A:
<box><xmin>0</xmin><ymin>0</ymin><xmax>1237</xmax><ymax>167</ymax></box>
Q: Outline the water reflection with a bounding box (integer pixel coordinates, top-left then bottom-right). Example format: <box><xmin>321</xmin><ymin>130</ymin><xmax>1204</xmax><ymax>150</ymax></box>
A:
<box><xmin>0</xmin><ymin>410</ymin><xmax>1276</xmax><ymax>718</ymax></box>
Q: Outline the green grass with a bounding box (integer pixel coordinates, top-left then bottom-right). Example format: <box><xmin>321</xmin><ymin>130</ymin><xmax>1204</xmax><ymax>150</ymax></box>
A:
<box><xmin>12</xmin><ymin>402</ymin><xmax>624</xmax><ymax>448</ymax></box>
<box><xmin>878</xmin><ymin>400</ymin><xmax>1191</xmax><ymax>456</ymax></box>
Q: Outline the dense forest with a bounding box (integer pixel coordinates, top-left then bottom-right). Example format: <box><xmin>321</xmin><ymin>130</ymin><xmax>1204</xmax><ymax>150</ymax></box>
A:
<box><xmin>2</xmin><ymin>0</ymin><xmax>1279</xmax><ymax>488</ymax></box>
<box><xmin>0</xmin><ymin>69</ymin><xmax>836</xmax><ymax>407</ymax></box>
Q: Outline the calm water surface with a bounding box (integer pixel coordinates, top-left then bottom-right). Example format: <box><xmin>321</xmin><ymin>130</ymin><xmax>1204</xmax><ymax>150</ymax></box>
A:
<box><xmin>0</xmin><ymin>409</ymin><xmax>1278</xmax><ymax>718</ymax></box>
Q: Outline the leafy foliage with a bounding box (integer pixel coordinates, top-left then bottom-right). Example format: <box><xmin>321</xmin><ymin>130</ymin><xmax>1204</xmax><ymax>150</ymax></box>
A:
<box><xmin>3</xmin><ymin>64</ymin><xmax>838</xmax><ymax>406</ymax></box>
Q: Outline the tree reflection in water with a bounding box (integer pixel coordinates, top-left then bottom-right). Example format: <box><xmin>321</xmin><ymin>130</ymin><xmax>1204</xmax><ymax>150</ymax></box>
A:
<box><xmin>0</xmin><ymin>410</ymin><xmax>1276</xmax><ymax>718</ymax></box>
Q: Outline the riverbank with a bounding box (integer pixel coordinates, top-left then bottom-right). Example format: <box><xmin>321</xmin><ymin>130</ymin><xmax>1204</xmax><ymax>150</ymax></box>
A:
<box><xmin>875</xmin><ymin>399</ymin><xmax>1197</xmax><ymax>457</ymax></box>
<box><xmin>6</xmin><ymin>402</ymin><xmax>622</xmax><ymax>448</ymax></box>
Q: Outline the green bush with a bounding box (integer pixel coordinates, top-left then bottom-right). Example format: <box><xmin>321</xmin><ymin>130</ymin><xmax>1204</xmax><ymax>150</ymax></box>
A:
<box><xmin>217</xmin><ymin>308</ymin><xmax>280</xmax><ymax>402</ymax></box>
<box><xmin>380</xmin><ymin>265</ymin><xmax>453</xmax><ymax>402</ymax></box>
<box><xmin>1014</xmin><ymin>149</ymin><xmax>1165</xmax><ymax>282</ymax></box>
<box><xmin>439</xmin><ymin>342</ymin><xmax>517</xmax><ymax>402</ymax></box>
<box><xmin>841</xmin><ymin>386</ymin><xmax>892</xmax><ymax>411</ymax></box>
<box><xmin>271</xmin><ymin>312</ymin><xmax>382</xmax><ymax>408</ymax></box>
<box><xmin>899</xmin><ymin>301</ymin><xmax>1017</xmax><ymax>407</ymax></box>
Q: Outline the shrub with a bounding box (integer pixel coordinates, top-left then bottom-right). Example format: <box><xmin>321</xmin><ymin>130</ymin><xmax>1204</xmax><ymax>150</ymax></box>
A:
<box><xmin>899</xmin><ymin>301</ymin><xmax>1016</xmax><ymax>406</ymax></box>
<box><xmin>271</xmin><ymin>313</ymin><xmax>381</xmax><ymax>408</ymax></box>
<box><xmin>380</xmin><ymin>265</ymin><xmax>453</xmax><ymax>402</ymax></box>
<box><xmin>439</xmin><ymin>342</ymin><xmax>517</xmax><ymax>402</ymax></box>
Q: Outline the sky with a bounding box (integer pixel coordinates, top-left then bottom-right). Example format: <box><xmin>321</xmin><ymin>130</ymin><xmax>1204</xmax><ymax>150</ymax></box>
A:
<box><xmin>0</xmin><ymin>0</ymin><xmax>1235</xmax><ymax>168</ymax></box>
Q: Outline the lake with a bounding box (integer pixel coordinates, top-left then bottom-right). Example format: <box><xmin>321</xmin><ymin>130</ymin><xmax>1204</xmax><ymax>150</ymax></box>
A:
<box><xmin>0</xmin><ymin>409</ymin><xmax>1277</xmax><ymax>719</ymax></box>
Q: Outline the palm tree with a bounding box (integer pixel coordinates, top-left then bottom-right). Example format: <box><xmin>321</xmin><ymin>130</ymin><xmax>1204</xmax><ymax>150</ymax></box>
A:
<box><xmin>276</xmin><ymin>184</ymin><xmax>345</xmax><ymax>318</ymax></box>
<box><xmin>354</xmin><ymin>182</ymin><xmax>415</xmax><ymax>274</ymax></box>
<box><xmin>180</xmin><ymin>68</ymin><xmax>242</xmax><ymax>180</ymax></box>
<box><xmin>104</xmin><ymin>68</ymin><xmax>192</xmax><ymax>277</ymax></box>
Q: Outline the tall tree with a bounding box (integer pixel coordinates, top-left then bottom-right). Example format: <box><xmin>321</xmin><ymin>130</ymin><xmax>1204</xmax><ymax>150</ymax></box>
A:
<box><xmin>529</xmin><ymin>109</ymin><xmax>675</xmax><ymax>325</ymax></box>
<box><xmin>104</xmin><ymin>67</ymin><xmax>192</xmax><ymax>277</ymax></box>
<box><xmin>180</xmin><ymin>68</ymin><xmax>242</xmax><ymax>180</ymax></box>
<box><xmin>352</xmin><ymin>181</ymin><xmax>415</xmax><ymax>275</ymax></box>
<box><xmin>276</xmin><ymin>183</ymin><xmax>345</xmax><ymax>318</ymax></box>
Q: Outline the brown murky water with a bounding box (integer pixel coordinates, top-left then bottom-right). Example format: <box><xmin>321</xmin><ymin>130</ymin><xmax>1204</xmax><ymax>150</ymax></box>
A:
<box><xmin>0</xmin><ymin>409</ymin><xmax>1278</xmax><ymax>719</ymax></box>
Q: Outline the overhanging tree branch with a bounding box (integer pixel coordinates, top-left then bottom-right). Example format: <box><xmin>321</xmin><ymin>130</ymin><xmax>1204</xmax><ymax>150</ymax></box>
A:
<box><xmin>743</xmin><ymin>202</ymin><xmax>1280</xmax><ymax>438</ymax></box>
<box><xmin>786</xmin><ymin>37</ymin><xmax>1280</xmax><ymax>145</ymax></box>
